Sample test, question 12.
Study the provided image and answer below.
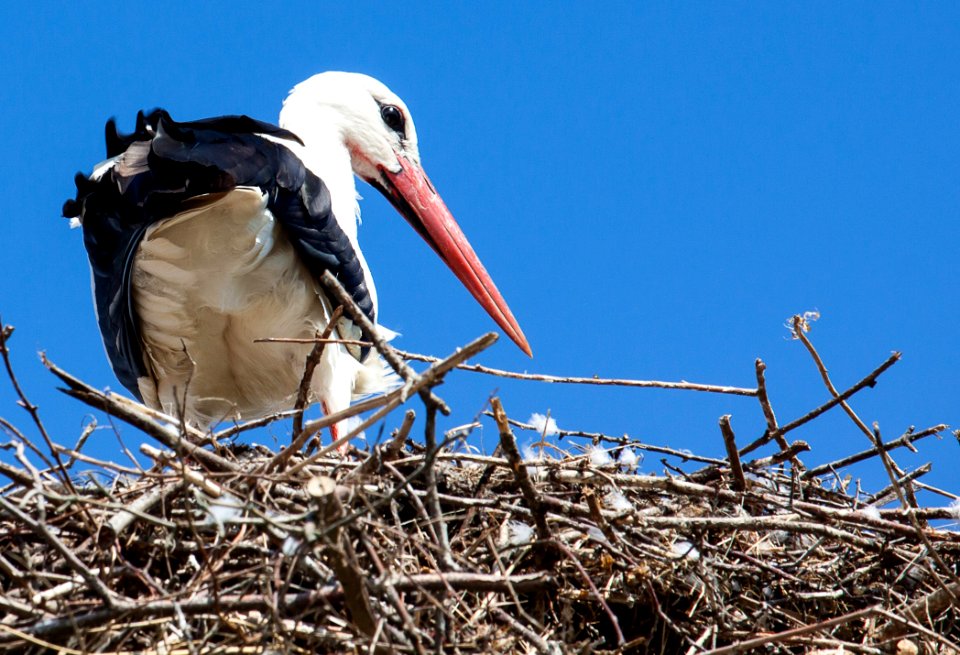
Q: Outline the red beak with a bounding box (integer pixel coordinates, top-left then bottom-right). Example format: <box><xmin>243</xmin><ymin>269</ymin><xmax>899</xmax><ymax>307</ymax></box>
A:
<box><xmin>374</xmin><ymin>156</ymin><xmax>532</xmax><ymax>357</ymax></box>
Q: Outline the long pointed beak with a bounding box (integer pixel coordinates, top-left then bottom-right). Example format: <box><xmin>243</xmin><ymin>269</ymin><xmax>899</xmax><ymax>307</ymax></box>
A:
<box><xmin>373</xmin><ymin>156</ymin><xmax>532</xmax><ymax>357</ymax></box>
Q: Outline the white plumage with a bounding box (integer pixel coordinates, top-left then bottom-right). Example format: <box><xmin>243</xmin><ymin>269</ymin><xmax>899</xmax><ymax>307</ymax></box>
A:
<box><xmin>132</xmin><ymin>188</ymin><xmax>393</xmax><ymax>427</ymax></box>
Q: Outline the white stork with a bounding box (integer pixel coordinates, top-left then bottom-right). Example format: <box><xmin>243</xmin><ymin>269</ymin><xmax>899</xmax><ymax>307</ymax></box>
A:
<box><xmin>64</xmin><ymin>72</ymin><xmax>530</xmax><ymax>436</ymax></box>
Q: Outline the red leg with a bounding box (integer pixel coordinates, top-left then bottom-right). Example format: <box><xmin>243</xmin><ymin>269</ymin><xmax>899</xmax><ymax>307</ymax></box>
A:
<box><xmin>320</xmin><ymin>401</ymin><xmax>347</xmax><ymax>454</ymax></box>
<box><xmin>321</xmin><ymin>400</ymin><xmax>340</xmax><ymax>446</ymax></box>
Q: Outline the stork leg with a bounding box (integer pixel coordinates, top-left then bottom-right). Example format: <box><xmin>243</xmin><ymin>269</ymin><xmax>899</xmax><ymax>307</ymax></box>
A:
<box><xmin>321</xmin><ymin>400</ymin><xmax>342</xmax><ymax>447</ymax></box>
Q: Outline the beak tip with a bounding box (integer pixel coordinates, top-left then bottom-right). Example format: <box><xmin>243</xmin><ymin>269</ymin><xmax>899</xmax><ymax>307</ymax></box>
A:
<box><xmin>510</xmin><ymin>331</ymin><xmax>533</xmax><ymax>358</ymax></box>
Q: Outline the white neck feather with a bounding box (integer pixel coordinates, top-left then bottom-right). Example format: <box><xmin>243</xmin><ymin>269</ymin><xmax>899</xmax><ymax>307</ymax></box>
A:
<box><xmin>277</xmin><ymin>104</ymin><xmax>379</xmax><ymax>314</ymax></box>
<box><xmin>278</xmin><ymin>106</ymin><xmax>359</xmax><ymax>239</ymax></box>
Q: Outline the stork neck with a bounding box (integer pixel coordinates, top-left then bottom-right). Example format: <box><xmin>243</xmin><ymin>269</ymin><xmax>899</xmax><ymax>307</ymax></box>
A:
<box><xmin>278</xmin><ymin>105</ymin><xmax>378</xmax><ymax>315</ymax></box>
<box><xmin>278</xmin><ymin>110</ymin><xmax>360</xmax><ymax>242</ymax></box>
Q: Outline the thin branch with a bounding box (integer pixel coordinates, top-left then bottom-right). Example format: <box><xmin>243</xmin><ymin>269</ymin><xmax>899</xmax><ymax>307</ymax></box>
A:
<box><xmin>719</xmin><ymin>415</ymin><xmax>746</xmax><ymax>492</ymax></box>
<box><xmin>43</xmin><ymin>356</ymin><xmax>240</xmax><ymax>475</ymax></box>
<box><xmin>494</xmin><ymin>413</ymin><xmax>726</xmax><ymax>465</ymax></box>
<box><xmin>285</xmin><ymin>333</ymin><xmax>498</xmax><ymax>476</ymax></box>
<box><xmin>701</xmin><ymin>606</ymin><xmax>879</xmax><ymax>655</ymax></box>
<box><xmin>319</xmin><ymin>271</ymin><xmax>450</xmax><ymax>415</ymax></box>
<box><xmin>0</xmin><ymin>323</ymin><xmax>88</xmax><ymax>514</ymax></box>
<box><xmin>739</xmin><ymin>350</ymin><xmax>901</xmax><ymax>456</ymax></box>
<box><xmin>396</xmin><ymin>348</ymin><xmax>758</xmax><ymax>396</ymax></box>
<box><xmin>804</xmin><ymin>424</ymin><xmax>947</xmax><ymax>478</ymax></box>
<box><xmin>753</xmin><ymin>358</ymin><xmax>782</xmax><ymax>445</ymax></box>
<box><xmin>422</xmin><ymin>402</ymin><xmax>455</xmax><ymax>571</ymax></box>
<box><xmin>491</xmin><ymin>397</ymin><xmax>551</xmax><ymax>541</ymax></box>
<box><xmin>293</xmin><ymin>305</ymin><xmax>343</xmax><ymax>437</ymax></box>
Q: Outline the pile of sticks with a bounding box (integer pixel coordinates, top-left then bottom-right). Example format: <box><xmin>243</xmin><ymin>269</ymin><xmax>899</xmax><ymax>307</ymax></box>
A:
<box><xmin>0</xmin><ymin>293</ymin><xmax>957</xmax><ymax>653</ymax></box>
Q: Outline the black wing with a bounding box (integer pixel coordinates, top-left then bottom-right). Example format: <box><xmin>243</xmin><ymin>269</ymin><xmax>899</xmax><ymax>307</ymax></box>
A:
<box><xmin>64</xmin><ymin>110</ymin><xmax>375</xmax><ymax>399</ymax></box>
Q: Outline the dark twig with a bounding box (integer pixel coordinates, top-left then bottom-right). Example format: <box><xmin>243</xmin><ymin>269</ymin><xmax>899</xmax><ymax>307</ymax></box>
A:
<box><xmin>701</xmin><ymin>606</ymin><xmax>879</xmax><ymax>655</ymax></box>
<box><xmin>423</xmin><ymin>403</ymin><xmax>455</xmax><ymax>571</ymax></box>
<box><xmin>491</xmin><ymin>397</ymin><xmax>551</xmax><ymax>541</ymax></box>
<box><xmin>719</xmin><ymin>415</ymin><xmax>746</xmax><ymax>492</ymax></box>
<box><xmin>357</xmin><ymin>409</ymin><xmax>416</xmax><ymax>476</ymax></box>
<box><xmin>286</xmin><ymin>333</ymin><xmax>498</xmax><ymax>475</ymax></box>
<box><xmin>739</xmin><ymin>351</ymin><xmax>901</xmax><ymax>456</ymax></box>
<box><xmin>804</xmin><ymin>424</ymin><xmax>947</xmax><ymax>478</ymax></box>
<box><xmin>0</xmin><ymin>324</ymin><xmax>88</xmax><ymax>513</ymax></box>
<box><xmin>754</xmin><ymin>359</ymin><xmax>782</xmax><ymax>444</ymax></box>
<box><xmin>492</xmin><ymin>608</ymin><xmax>554</xmax><ymax>654</ymax></box>
<box><xmin>319</xmin><ymin>271</ymin><xmax>450</xmax><ymax>415</ymax></box>
<box><xmin>293</xmin><ymin>305</ymin><xmax>343</xmax><ymax>438</ymax></box>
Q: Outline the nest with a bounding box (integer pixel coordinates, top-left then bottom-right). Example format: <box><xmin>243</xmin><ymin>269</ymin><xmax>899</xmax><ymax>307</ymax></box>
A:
<box><xmin>0</xmin><ymin>308</ymin><xmax>958</xmax><ymax>654</ymax></box>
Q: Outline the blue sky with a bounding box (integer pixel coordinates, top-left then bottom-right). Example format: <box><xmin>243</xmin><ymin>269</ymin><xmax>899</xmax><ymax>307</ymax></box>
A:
<box><xmin>0</xmin><ymin>3</ymin><xmax>957</xmax><ymax>496</ymax></box>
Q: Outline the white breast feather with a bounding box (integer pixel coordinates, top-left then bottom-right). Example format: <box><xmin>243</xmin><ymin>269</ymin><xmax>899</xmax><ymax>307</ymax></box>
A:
<box><xmin>132</xmin><ymin>187</ymin><xmax>394</xmax><ymax>427</ymax></box>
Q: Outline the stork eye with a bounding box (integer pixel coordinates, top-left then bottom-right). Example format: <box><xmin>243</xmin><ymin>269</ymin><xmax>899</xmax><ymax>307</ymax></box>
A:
<box><xmin>380</xmin><ymin>104</ymin><xmax>405</xmax><ymax>136</ymax></box>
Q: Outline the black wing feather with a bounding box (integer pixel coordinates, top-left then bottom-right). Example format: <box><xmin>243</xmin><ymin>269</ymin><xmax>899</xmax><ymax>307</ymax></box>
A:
<box><xmin>64</xmin><ymin>110</ymin><xmax>374</xmax><ymax>398</ymax></box>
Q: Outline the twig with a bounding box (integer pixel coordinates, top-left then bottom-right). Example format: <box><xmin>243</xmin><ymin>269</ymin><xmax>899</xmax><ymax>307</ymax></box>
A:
<box><xmin>422</xmin><ymin>402</ymin><xmax>455</xmax><ymax>571</ymax></box>
<box><xmin>254</xmin><ymin>336</ymin><xmax>371</xmax><ymax>347</ymax></box>
<box><xmin>744</xmin><ymin>441</ymin><xmax>810</xmax><ymax>470</ymax></box>
<box><xmin>494</xmin><ymin>413</ymin><xmax>726</xmax><ymax>465</ymax></box>
<box><xmin>739</xmin><ymin>351</ymin><xmax>901</xmax><ymax>456</ymax></box>
<box><xmin>263</xmin><ymin>389</ymin><xmax>399</xmax><ymax>474</ymax></box>
<box><xmin>0</xmin><ymin>415</ymin><xmax>55</xmax><ymax>470</ymax></box>
<box><xmin>212</xmin><ymin>409</ymin><xmax>303</xmax><ymax>441</ymax></box>
<box><xmin>308</xmin><ymin>475</ymin><xmax>378</xmax><ymax>637</ymax></box>
<box><xmin>864</xmin><ymin>463</ymin><xmax>932</xmax><ymax>507</ymax></box>
<box><xmin>44</xmin><ymin>356</ymin><xmax>240</xmax><ymax>474</ymax></box>
<box><xmin>319</xmin><ymin>271</ymin><xmax>450</xmax><ymax>415</ymax></box>
<box><xmin>0</xmin><ymin>459</ymin><xmax>37</xmax><ymax>488</ymax></box>
<box><xmin>874</xmin><ymin>590</ymin><xmax>960</xmax><ymax>645</ymax></box>
<box><xmin>396</xmin><ymin>348</ymin><xmax>758</xmax><ymax>396</ymax></box>
<box><xmin>102</xmin><ymin>478</ymin><xmax>184</xmax><ymax>541</ymax></box>
<box><xmin>0</xmin><ymin>323</ymin><xmax>89</xmax><ymax>516</ymax></box>
<box><xmin>719</xmin><ymin>415</ymin><xmax>746</xmax><ymax>492</ymax></box>
<box><xmin>701</xmin><ymin>606</ymin><xmax>879</xmax><ymax>655</ymax></box>
<box><xmin>491</xmin><ymin>397</ymin><xmax>551</xmax><ymax>541</ymax></box>
<box><xmin>753</xmin><ymin>358</ymin><xmax>786</xmax><ymax>449</ymax></box>
<box><xmin>285</xmin><ymin>333</ymin><xmax>498</xmax><ymax>476</ymax></box>
<box><xmin>491</xmin><ymin>608</ymin><xmax>554</xmax><ymax>654</ymax></box>
<box><xmin>357</xmin><ymin>409</ymin><xmax>415</xmax><ymax>476</ymax></box>
<box><xmin>293</xmin><ymin>305</ymin><xmax>343</xmax><ymax>437</ymax></box>
<box><xmin>804</xmin><ymin>424</ymin><xmax>947</xmax><ymax>478</ymax></box>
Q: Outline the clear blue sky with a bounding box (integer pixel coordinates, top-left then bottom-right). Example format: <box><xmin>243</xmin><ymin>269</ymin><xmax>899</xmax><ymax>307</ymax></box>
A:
<box><xmin>0</xmin><ymin>3</ymin><xmax>957</xmax><ymax>496</ymax></box>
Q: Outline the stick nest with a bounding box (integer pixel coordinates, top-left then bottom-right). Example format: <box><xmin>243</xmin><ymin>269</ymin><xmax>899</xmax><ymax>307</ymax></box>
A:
<box><xmin>0</xmin><ymin>312</ymin><xmax>958</xmax><ymax>654</ymax></box>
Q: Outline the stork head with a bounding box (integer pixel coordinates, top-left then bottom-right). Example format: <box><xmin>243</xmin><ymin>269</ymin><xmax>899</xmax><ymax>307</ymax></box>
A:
<box><xmin>280</xmin><ymin>72</ymin><xmax>531</xmax><ymax>356</ymax></box>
